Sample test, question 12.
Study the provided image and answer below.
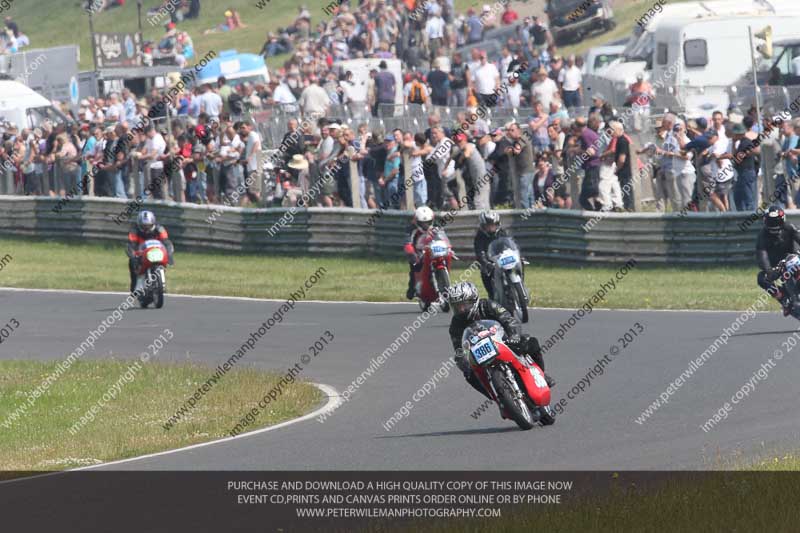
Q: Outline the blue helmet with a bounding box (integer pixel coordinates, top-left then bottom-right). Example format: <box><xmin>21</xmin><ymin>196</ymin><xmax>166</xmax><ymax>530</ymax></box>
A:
<box><xmin>137</xmin><ymin>210</ymin><xmax>156</xmax><ymax>233</ymax></box>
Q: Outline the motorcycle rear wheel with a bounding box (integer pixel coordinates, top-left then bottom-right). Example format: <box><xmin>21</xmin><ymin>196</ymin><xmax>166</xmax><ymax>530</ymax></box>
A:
<box><xmin>490</xmin><ymin>366</ymin><xmax>535</xmax><ymax>430</ymax></box>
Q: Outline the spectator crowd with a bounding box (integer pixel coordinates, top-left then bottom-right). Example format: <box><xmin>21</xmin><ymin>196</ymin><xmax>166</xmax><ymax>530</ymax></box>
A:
<box><xmin>0</xmin><ymin>1</ymin><xmax>793</xmax><ymax>215</ymax></box>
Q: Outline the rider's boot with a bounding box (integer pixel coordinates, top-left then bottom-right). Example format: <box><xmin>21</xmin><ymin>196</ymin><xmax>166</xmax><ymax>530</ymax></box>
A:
<box><xmin>406</xmin><ymin>268</ymin><xmax>416</xmax><ymax>300</ymax></box>
<box><xmin>527</xmin><ymin>339</ymin><xmax>556</xmax><ymax>388</ymax></box>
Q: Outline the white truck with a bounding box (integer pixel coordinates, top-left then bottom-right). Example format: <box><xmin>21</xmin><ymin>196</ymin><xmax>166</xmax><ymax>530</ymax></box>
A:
<box><xmin>652</xmin><ymin>9</ymin><xmax>800</xmax><ymax>115</ymax></box>
<box><xmin>600</xmin><ymin>0</ymin><xmax>800</xmax><ymax>85</ymax></box>
<box><xmin>0</xmin><ymin>79</ymin><xmax>68</xmax><ymax>129</ymax></box>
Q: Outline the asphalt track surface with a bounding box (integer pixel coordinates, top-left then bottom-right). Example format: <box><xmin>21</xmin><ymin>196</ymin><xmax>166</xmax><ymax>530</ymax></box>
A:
<box><xmin>4</xmin><ymin>287</ymin><xmax>800</xmax><ymax>470</ymax></box>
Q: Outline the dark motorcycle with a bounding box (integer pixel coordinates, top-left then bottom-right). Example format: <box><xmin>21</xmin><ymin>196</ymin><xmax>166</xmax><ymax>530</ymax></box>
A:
<box><xmin>484</xmin><ymin>237</ymin><xmax>530</xmax><ymax>323</ymax></box>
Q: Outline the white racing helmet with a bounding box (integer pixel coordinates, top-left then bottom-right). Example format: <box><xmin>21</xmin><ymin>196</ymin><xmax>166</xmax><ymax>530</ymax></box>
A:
<box><xmin>415</xmin><ymin>205</ymin><xmax>434</xmax><ymax>230</ymax></box>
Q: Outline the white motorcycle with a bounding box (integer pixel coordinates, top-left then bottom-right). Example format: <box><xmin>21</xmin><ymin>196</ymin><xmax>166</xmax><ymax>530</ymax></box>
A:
<box><xmin>485</xmin><ymin>237</ymin><xmax>530</xmax><ymax>323</ymax></box>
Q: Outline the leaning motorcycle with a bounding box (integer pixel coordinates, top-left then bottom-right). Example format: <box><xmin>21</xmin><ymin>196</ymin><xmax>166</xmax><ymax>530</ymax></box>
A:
<box><xmin>775</xmin><ymin>253</ymin><xmax>800</xmax><ymax>320</ymax></box>
<box><xmin>134</xmin><ymin>240</ymin><xmax>169</xmax><ymax>309</ymax></box>
<box><xmin>462</xmin><ymin>320</ymin><xmax>555</xmax><ymax>430</ymax></box>
<box><xmin>414</xmin><ymin>228</ymin><xmax>456</xmax><ymax>312</ymax></box>
<box><xmin>485</xmin><ymin>237</ymin><xmax>530</xmax><ymax>323</ymax></box>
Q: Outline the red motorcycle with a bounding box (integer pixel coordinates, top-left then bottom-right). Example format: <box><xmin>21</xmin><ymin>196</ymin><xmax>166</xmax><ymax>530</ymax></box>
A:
<box><xmin>134</xmin><ymin>240</ymin><xmax>169</xmax><ymax>309</ymax></box>
<box><xmin>462</xmin><ymin>320</ymin><xmax>555</xmax><ymax>430</ymax></box>
<box><xmin>414</xmin><ymin>228</ymin><xmax>456</xmax><ymax>312</ymax></box>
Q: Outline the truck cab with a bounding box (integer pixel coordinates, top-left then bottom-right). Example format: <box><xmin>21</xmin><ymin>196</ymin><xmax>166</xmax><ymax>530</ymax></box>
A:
<box><xmin>545</xmin><ymin>0</ymin><xmax>615</xmax><ymax>44</ymax></box>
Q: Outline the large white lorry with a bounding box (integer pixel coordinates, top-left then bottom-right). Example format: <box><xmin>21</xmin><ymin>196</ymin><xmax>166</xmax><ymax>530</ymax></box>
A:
<box><xmin>600</xmin><ymin>0</ymin><xmax>800</xmax><ymax>85</ymax></box>
<box><xmin>652</xmin><ymin>9</ymin><xmax>800</xmax><ymax>115</ymax></box>
<box><xmin>0</xmin><ymin>79</ymin><xmax>68</xmax><ymax>129</ymax></box>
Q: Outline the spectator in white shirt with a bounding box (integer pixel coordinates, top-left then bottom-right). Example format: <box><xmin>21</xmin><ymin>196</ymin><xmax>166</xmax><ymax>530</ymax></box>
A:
<box><xmin>197</xmin><ymin>84</ymin><xmax>223</xmax><ymax>122</ymax></box>
<box><xmin>298</xmin><ymin>77</ymin><xmax>331</xmax><ymax>118</ymax></box>
<box><xmin>425</xmin><ymin>12</ymin><xmax>445</xmax><ymax>60</ymax></box>
<box><xmin>474</xmin><ymin>52</ymin><xmax>500</xmax><ymax>108</ymax></box>
<box><xmin>558</xmin><ymin>55</ymin><xmax>583</xmax><ymax>109</ymax></box>
<box><xmin>531</xmin><ymin>68</ymin><xmax>560</xmax><ymax>111</ymax></box>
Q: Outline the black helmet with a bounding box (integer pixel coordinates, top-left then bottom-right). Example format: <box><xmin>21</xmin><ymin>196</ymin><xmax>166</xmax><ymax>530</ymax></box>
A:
<box><xmin>765</xmin><ymin>205</ymin><xmax>785</xmax><ymax>235</ymax></box>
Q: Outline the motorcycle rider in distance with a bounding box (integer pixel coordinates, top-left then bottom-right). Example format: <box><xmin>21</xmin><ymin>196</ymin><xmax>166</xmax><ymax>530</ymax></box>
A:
<box><xmin>756</xmin><ymin>206</ymin><xmax>800</xmax><ymax>316</ymax></box>
<box><xmin>447</xmin><ymin>281</ymin><xmax>555</xmax><ymax>399</ymax></box>
<box><xmin>474</xmin><ymin>210</ymin><xmax>508</xmax><ymax>299</ymax></box>
<box><xmin>404</xmin><ymin>206</ymin><xmax>436</xmax><ymax>300</ymax></box>
<box><xmin>127</xmin><ymin>210</ymin><xmax>174</xmax><ymax>294</ymax></box>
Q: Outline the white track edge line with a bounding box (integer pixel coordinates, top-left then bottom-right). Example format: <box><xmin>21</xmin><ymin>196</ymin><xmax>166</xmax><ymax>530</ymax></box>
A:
<box><xmin>0</xmin><ymin>286</ymin><xmax>777</xmax><ymax>314</ymax></box>
<box><xmin>0</xmin><ymin>383</ymin><xmax>340</xmax><ymax>482</ymax></box>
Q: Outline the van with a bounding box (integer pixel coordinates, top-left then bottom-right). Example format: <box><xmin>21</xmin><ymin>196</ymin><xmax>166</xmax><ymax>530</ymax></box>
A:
<box><xmin>194</xmin><ymin>49</ymin><xmax>269</xmax><ymax>87</ymax></box>
<box><xmin>652</xmin><ymin>11</ymin><xmax>800</xmax><ymax>114</ymax></box>
<box><xmin>333</xmin><ymin>58</ymin><xmax>404</xmax><ymax>107</ymax></box>
<box><xmin>0</xmin><ymin>79</ymin><xmax>69</xmax><ymax>129</ymax></box>
<box><xmin>600</xmin><ymin>0</ymin><xmax>800</xmax><ymax>85</ymax></box>
<box><xmin>545</xmin><ymin>0</ymin><xmax>615</xmax><ymax>44</ymax></box>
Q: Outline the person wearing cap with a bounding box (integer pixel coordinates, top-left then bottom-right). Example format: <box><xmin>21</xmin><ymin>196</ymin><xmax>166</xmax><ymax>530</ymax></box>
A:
<box><xmin>716</xmin><ymin>119</ymin><xmax>758</xmax><ymax>211</ymax></box>
<box><xmin>378</xmin><ymin>134</ymin><xmax>402</xmax><ymax>209</ymax></box>
<box><xmin>486</xmin><ymin>127</ymin><xmax>513</xmax><ymax>205</ymax></box>
<box><xmin>283</xmin><ymin>155</ymin><xmax>309</xmax><ymax>207</ymax></box>
<box><xmin>373</xmin><ymin>61</ymin><xmax>397</xmax><ymax>118</ymax></box>
<box><xmin>626</xmin><ymin>72</ymin><xmax>654</xmax><ymax>133</ymax></box>
<box><xmin>680</xmin><ymin>117</ymin><xmax>717</xmax><ymax>211</ymax></box>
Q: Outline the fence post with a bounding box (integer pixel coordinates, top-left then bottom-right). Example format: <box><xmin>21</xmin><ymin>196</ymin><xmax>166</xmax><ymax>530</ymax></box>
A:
<box><xmin>510</xmin><ymin>164</ymin><xmax>520</xmax><ymax>209</ymax></box>
<box><xmin>2</xmin><ymin>168</ymin><xmax>11</xmax><ymax>195</ymax></box>
<box><xmin>630</xmin><ymin>143</ymin><xmax>642</xmax><ymax>212</ymax></box>
<box><xmin>349</xmin><ymin>158</ymin><xmax>360</xmax><ymax>208</ymax></box>
<box><xmin>403</xmin><ymin>152</ymin><xmax>415</xmax><ymax>209</ymax></box>
<box><xmin>762</xmin><ymin>140</ymin><xmax>778</xmax><ymax>206</ymax></box>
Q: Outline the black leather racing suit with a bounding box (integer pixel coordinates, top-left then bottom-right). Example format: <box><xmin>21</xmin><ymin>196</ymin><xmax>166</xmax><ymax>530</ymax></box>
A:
<box><xmin>756</xmin><ymin>224</ymin><xmax>800</xmax><ymax>299</ymax></box>
<box><xmin>474</xmin><ymin>227</ymin><xmax>507</xmax><ymax>299</ymax></box>
<box><xmin>449</xmin><ymin>299</ymin><xmax>545</xmax><ymax>399</ymax></box>
<box><xmin>127</xmin><ymin>224</ymin><xmax>175</xmax><ymax>293</ymax></box>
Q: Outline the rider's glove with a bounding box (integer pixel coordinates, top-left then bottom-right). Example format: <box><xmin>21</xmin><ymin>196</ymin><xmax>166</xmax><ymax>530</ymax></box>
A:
<box><xmin>767</xmin><ymin>268</ymin><xmax>781</xmax><ymax>282</ymax></box>
<box><xmin>506</xmin><ymin>334</ymin><xmax>522</xmax><ymax>348</ymax></box>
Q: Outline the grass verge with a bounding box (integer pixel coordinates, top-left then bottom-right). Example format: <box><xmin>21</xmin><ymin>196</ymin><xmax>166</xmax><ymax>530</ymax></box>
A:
<box><xmin>0</xmin><ymin>360</ymin><xmax>321</xmax><ymax>471</ymax></box>
<box><xmin>0</xmin><ymin>236</ymin><xmax>767</xmax><ymax>311</ymax></box>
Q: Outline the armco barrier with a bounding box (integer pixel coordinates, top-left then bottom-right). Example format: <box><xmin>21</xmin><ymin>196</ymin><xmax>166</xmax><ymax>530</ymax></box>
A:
<box><xmin>0</xmin><ymin>196</ymin><xmax>766</xmax><ymax>264</ymax></box>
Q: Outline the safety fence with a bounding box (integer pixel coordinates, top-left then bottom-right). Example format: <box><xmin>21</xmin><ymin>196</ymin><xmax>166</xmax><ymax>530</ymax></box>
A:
<box><xmin>0</xmin><ymin>197</ymin><xmax>767</xmax><ymax>264</ymax></box>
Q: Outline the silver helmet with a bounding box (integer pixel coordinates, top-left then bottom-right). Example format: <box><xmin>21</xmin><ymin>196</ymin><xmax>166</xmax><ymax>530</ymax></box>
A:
<box><xmin>448</xmin><ymin>281</ymin><xmax>479</xmax><ymax>319</ymax></box>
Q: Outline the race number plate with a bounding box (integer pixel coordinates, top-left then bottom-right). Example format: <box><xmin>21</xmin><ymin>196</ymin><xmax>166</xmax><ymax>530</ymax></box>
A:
<box><xmin>499</xmin><ymin>254</ymin><xmax>516</xmax><ymax>267</ymax></box>
<box><xmin>471</xmin><ymin>338</ymin><xmax>497</xmax><ymax>364</ymax></box>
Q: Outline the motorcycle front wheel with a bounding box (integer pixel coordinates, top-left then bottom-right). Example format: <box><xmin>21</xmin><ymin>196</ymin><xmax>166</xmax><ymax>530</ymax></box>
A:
<box><xmin>514</xmin><ymin>282</ymin><xmax>529</xmax><ymax>323</ymax></box>
<box><xmin>434</xmin><ymin>269</ymin><xmax>451</xmax><ymax>312</ymax></box>
<box><xmin>490</xmin><ymin>365</ymin><xmax>535</xmax><ymax>430</ymax></box>
<box><xmin>154</xmin><ymin>267</ymin><xmax>165</xmax><ymax>309</ymax></box>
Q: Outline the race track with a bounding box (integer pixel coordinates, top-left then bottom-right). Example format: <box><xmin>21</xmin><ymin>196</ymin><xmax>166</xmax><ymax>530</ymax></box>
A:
<box><xmin>3</xmin><ymin>287</ymin><xmax>800</xmax><ymax>470</ymax></box>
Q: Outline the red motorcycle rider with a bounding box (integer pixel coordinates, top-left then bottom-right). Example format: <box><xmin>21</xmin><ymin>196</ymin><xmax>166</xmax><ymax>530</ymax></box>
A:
<box><xmin>404</xmin><ymin>206</ymin><xmax>436</xmax><ymax>299</ymax></box>
<box><xmin>447</xmin><ymin>282</ymin><xmax>555</xmax><ymax>398</ymax></box>
<box><xmin>127</xmin><ymin>210</ymin><xmax>174</xmax><ymax>293</ymax></box>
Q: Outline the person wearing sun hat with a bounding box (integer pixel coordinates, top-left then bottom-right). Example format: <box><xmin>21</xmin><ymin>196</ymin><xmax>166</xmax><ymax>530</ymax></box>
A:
<box><xmin>283</xmin><ymin>154</ymin><xmax>310</xmax><ymax>207</ymax></box>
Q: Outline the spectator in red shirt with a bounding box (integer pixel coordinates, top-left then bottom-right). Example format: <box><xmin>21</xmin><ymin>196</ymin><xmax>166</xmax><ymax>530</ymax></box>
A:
<box><xmin>501</xmin><ymin>5</ymin><xmax>519</xmax><ymax>25</ymax></box>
